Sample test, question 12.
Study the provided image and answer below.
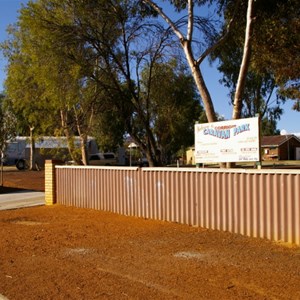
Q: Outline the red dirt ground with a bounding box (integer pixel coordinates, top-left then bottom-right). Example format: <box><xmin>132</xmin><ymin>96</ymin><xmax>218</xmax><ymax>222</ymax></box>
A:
<box><xmin>0</xmin><ymin>167</ymin><xmax>45</xmax><ymax>193</ymax></box>
<box><xmin>0</xmin><ymin>167</ymin><xmax>300</xmax><ymax>299</ymax></box>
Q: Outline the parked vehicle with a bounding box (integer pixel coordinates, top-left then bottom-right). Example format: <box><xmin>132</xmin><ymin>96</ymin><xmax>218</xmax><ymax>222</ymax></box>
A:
<box><xmin>88</xmin><ymin>153</ymin><xmax>117</xmax><ymax>166</ymax></box>
<box><xmin>4</xmin><ymin>136</ymin><xmax>99</xmax><ymax>170</ymax></box>
<box><xmin>4</xmin><ymin>137</ymin><xmax>27</xmax><ymax>170</ymax></box>
<box><xmin>137</xmin><ymin>157</ymin><xmax>149</xmax><ymax>167</ymax></box>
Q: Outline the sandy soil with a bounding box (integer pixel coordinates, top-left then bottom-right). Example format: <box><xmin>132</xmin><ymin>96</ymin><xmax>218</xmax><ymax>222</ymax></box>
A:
<box><xmin>0</xmin><ymin>168</ymin><xmax>300</xmax><ymax>299</ymax></box>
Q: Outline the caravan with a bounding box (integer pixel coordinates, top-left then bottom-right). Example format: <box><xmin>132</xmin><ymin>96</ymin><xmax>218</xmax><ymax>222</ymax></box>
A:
<box><xmin>4</xmin><ymin>137</ymin><xmax>27</xmax><ymax>169</ymax></box>
<box><xmin>3</xmin><ymin>136</ymin><xmax>99</xmax><ymax>170</ymax></box>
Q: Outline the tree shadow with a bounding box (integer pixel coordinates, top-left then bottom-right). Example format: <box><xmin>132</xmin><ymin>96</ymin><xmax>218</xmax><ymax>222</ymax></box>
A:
<box><xmin>0</xmin><ymin>186</ymin><xmax>31</xmax><ymax>194</ymax></box>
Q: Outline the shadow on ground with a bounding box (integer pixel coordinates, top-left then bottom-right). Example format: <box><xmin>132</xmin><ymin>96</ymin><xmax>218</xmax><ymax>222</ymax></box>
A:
<box><xmin>0</xmin><ymin>186</ymin><xmax>31</xmax><ymax>194</ymax></box>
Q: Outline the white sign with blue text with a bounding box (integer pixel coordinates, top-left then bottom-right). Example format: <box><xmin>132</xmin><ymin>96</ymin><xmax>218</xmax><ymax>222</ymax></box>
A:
<box><xmin>195</xmin><ymin>117</ymin><xmax>260</xmax><ymax>163</ymax></box>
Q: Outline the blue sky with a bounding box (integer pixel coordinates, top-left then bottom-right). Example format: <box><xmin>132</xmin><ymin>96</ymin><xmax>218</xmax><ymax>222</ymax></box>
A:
<box><xmin>0</xmin><ymin>0</ymin><xmax>299</xmax><ymax>134</ymax></box>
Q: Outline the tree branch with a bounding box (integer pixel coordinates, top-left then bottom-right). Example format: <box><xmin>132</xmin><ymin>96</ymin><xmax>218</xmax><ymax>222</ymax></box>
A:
<box><xmin>196</xmin><ymin>1</ymin><xmax>240</xmax><ymax>65</ymax></box>
<box><xmin>142</xmin><ymin>0</ymin><xmax>185</xmax><ymax>41</ymax></box>
<box><xmin>187</xmin><ymin>0</ymin><xmax>194</xmax><ymax>42</ymax></box>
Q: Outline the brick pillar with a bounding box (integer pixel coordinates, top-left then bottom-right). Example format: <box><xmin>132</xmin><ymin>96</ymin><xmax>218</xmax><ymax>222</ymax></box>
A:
<box><xmin>45</xmin><ymin>160</ymin><xmax>62</xmax><ymax>205</ymax></box>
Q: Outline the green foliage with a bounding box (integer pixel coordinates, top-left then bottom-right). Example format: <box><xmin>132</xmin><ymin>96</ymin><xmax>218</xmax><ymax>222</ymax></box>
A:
<box><xmin>141</xmin><ymin>59</ymin><xmax>203</xmax><ymax>163</ymax></box>
<box><xmin>2</xmin><ymin>0</ymin><xmax>115</xmax><ymax>163</ymax></box>
<box><xmin>1</xmin><ymin>0</ymin><xmax>206</xmax><ymax>165</ymax></box>
<box><xmin>251</xmin><ymin>0</ymin><xmax>300</xmax><ymax>81</ymax></box>
<box><xmin>0</xmin><ymin>94</ymin><xmax>17</xmax><ymax>152</ymax></box>
<box><xmin>39</xmin><ymin>147</ymin><xmax>72</xmax><ymax>161</ymax></box>
<box><xmin>92</xmin><ymin>108</ymin><xmax>125</xmax><ymax>152</ymax></box>
<box><xmin>1</xmin><ymin>21</ymin><xmax>58</xmax><ymax>137</ymax></box>
<box><xmin>261</xmin><ymin>117</ymin><xmax>280</xmax><ymax>136</ymax></box>
<box><xmin>210</xmin><ymin>0</ymin><xmax>299</xmax><ymax>134</ymax></box>
<box><xmin>214</xmin><ymin>0</ymin><xmax>300</xmax><ymax>114</ymax></box>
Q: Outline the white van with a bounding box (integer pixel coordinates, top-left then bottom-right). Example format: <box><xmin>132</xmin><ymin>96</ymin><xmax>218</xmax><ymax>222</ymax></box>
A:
<box><xmin>88</xmin><ymin>153</ymin><xmax>117</xmax><ymax>166</ymax></box>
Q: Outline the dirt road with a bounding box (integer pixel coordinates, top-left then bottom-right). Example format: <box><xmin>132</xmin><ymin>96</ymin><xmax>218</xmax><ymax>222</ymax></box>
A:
<box><xmin>0</xmin><ymin>167</ymin><xmax>44</xmax><ymax>193</ymax></box>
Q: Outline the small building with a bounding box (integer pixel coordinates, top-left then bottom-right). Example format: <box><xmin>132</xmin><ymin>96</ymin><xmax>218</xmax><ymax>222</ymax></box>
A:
<box><xmin>262</xmin><ymin>135</ymin><xmax>300</xmax><ymax>161</ymax></box>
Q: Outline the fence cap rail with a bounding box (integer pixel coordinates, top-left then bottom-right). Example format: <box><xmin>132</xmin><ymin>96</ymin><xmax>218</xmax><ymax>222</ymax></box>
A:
<box><xmin>55</xmin><ymin>165</ymin><xmax>300</xmax><ymax>175</ymax></box>
<box><xmin>55</xmin><ymin>165</ymin><xmax>140</xmax><ymax>171</ymax></box>
<box><xmin>143</xmin><ymin>167</ymin><xmax>300</xmax><ymax>175</ymax></box>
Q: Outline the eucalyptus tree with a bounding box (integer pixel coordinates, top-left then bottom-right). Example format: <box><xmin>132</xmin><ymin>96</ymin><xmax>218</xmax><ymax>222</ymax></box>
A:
<box><xmin>85</xmin><ymin>1</ymin><xmax>202</xmax><ymax>165</ymax></box>
<box><xmin>210</xmin><ymin>0</ymin><xmax>299</xmax><ymax>133</ymax></box>
<box><xmin>13</xmin><ymin>0</ymin><xmax>109</xmax><ymax>165</ymax></box>
<box><xmin>141</xmin><ymin>0</ymin><xmax>256</xmax><ymax>123</ymax></box>
<box><xmin>77</xmin><ymin>0</ymin><xmax>179</xmax><ymax>166</ymax></box>
<box><xmin>141</xmin><ymin>1</ymin><xmax>298</xmax><ymax>131</ymax></box>
<box><xmin>24</xmin><ymin>0</ymin><xmax>183</xmax><ymax>166</ymax></box>
<box><xmin>3</xmin><ymin>0</ymin><xmax>217</xmax><ymax>166</ymax></box>
<box><xmin>211</xmin><ymin>39</ymin><xmax>285</xmax><ymax>135</ymax></box>
<box><xmin>1</xmin><ymin>24</ymin><xmax>56</xmax><ymax>170</ymax></box>
<box><xmin>249</xmin><ymin>0</ymin><xmax>300</xmax><ymax>111</ymax></box>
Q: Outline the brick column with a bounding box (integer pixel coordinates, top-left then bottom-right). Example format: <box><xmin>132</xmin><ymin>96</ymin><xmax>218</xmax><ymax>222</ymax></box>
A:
<box><xmin>45</xmin><ymin>160</ymin><xmax>62</xmax><ymax>205</ymax></box>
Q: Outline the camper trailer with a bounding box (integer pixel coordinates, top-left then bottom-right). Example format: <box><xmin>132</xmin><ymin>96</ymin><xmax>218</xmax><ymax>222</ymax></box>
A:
<box><xmin>4</xmin><ymin>136</ymin><xmax>99</xmax><ymax>170</ymax></box>
<box><xmin>4</xmin><ymin>137</ymin><xmax>27</xmax><ymax>169</ymax></box>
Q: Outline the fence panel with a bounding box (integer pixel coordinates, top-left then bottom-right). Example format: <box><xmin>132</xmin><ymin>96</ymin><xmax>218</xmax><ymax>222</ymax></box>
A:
<box><xmin>55</xmin><ymin>165</ymin><xmax>300</xmax><ymax>245</ymax></box>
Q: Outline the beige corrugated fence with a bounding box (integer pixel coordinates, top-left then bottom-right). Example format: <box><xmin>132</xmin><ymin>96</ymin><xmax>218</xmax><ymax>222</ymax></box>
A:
<box><xmin>53</xmin><ymin>164</ymin><xmax>300</xmax><ymax>245</ymax></box>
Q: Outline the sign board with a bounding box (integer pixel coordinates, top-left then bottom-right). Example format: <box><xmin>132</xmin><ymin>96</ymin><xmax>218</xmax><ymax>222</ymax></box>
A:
<box><xmin>195</xmin><ymin>117</ymin><xmax>260</xmax><ymax>163</ymax></box>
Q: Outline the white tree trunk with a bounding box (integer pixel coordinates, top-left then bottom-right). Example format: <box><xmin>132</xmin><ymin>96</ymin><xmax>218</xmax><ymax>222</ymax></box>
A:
<box><xmin>80</xmin><ymin>135</ymin><xmax>88</xmax><ymax>166</ymax></box>
<box><xmin>143</xmin><ymin>0</ymin><xmax>218</xmax><ymax>123</ymax></box>
<box><xmin>232</xmin><ymin>0</ymin><xmax>255</xmax><ymax>120</ymax></box>
<box><xmin>60</xmin><ymin>109</ymin><xmax>81</xmax><ymax>164</ymax></box>
<box><xmin>182</xmin><ymin>42</ymin><xmax>217</xmax><ymax>122</ymax></box>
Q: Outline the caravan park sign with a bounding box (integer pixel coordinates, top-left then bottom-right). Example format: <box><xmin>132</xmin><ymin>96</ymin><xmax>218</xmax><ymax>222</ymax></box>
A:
<box><xmin>195</xmin><ymin>117</ymin><xmax>260</xmax><ymax>163</ymax></box>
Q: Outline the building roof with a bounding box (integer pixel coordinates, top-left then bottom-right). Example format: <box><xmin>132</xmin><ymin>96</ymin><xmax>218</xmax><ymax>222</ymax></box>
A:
<box><xmin>261</xmin><ymin>135</ymin><xmax>300</xmax><ymax>147</ymax></box>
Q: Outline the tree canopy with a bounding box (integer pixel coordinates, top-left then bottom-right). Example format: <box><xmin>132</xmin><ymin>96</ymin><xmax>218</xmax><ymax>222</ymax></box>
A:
<box><xmin>1</xmin><ymin>0</ymin><xmax>204</xmax><ymax>166</ymax></box>
<box><xmin>211</xmin><ymin>0</ymin><xmax>300</xmax><ymax>131</ymax></box>
<box><xmin>143</xmin><ymin>0</ymin><xmax>299</xmax><ymax>125</ymax></box>
<box><xmin>1</xmin><ymin>0</ymin><xmax>298</xmax><ymax>166</ymax></box>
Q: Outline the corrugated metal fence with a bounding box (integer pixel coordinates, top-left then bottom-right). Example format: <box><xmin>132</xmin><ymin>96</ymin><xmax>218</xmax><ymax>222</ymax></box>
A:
<box><xmin>56</xmin><ymin>166</ymin><xmax>300</xmax><ymax>245</ymax></box>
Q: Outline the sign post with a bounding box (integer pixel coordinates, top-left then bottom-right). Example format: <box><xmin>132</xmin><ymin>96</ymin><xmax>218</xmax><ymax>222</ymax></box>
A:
<box><xmin>128</xmin><ymin>142</ymin><xmax>137</xmax><ymax>167</ymax></box>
